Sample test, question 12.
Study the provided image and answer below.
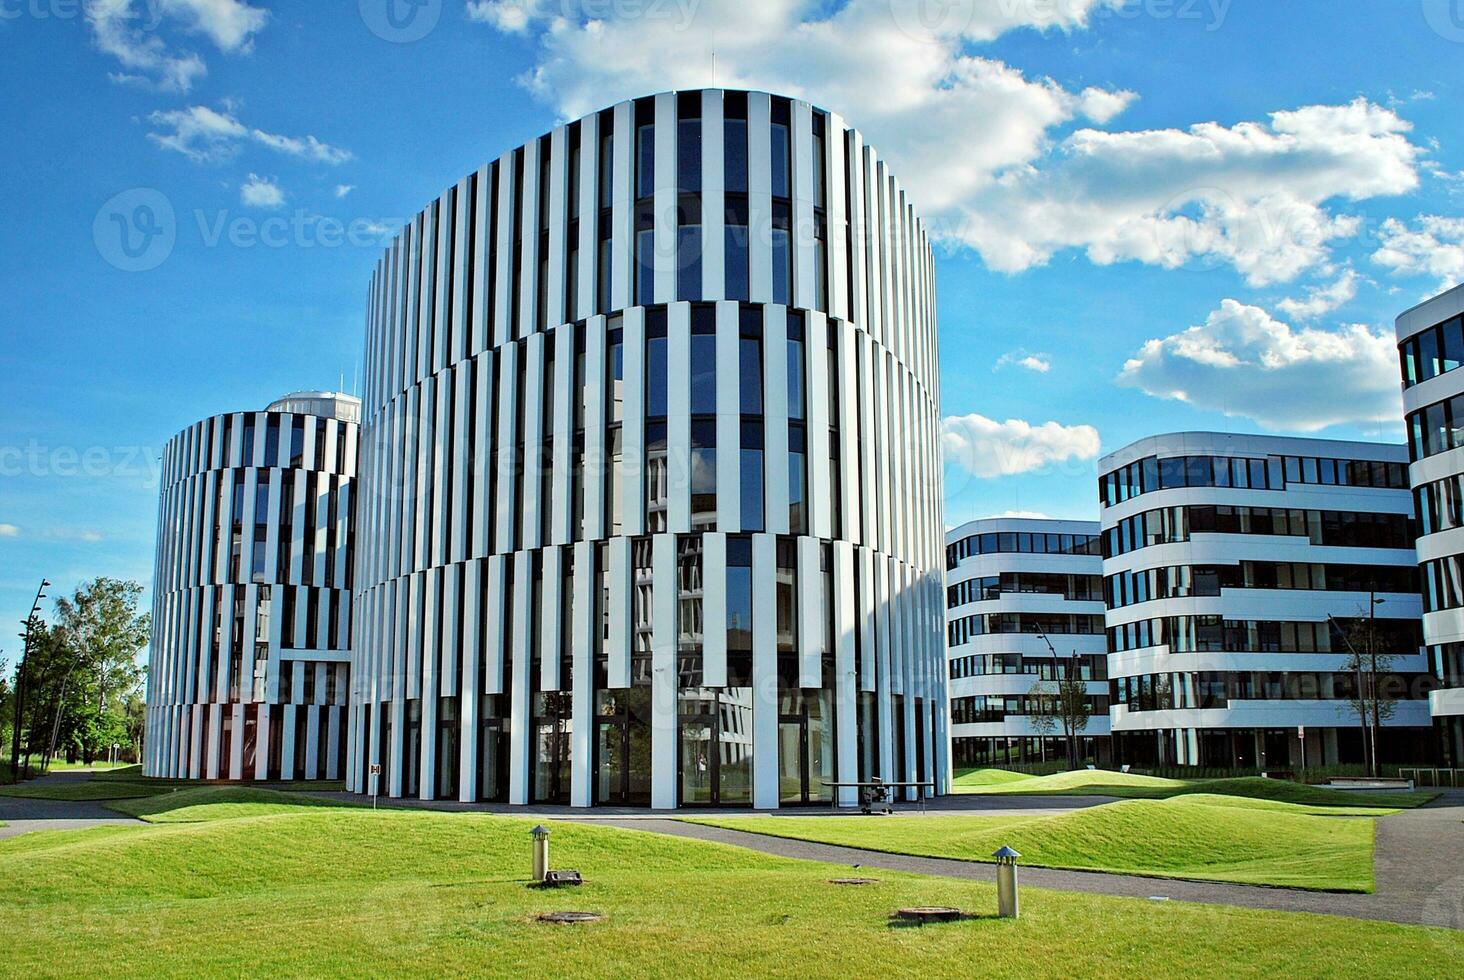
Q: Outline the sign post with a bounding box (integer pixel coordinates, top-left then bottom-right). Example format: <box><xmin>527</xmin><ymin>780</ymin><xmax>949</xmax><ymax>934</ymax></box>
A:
<box><xmin>369</xmin><ymin>762</ymin><xmax>382</xmax><ymax>810</ymax></box>
<box><xmin>1298</xmin><ymin>726</ymin><xmax>1306</xmax><ymax>784</ymax></box>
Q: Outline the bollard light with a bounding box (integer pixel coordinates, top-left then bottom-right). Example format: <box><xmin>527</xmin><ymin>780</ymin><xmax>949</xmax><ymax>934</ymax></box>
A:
<box><xmin>531</xmin><ymin>825</ymin><xmax>551</xmax><ymax>882</ymax></box>
<box><xmin>993</xmin><ymin>845</ymin><xmax>1021</xmax><ymax>919</ymax></box>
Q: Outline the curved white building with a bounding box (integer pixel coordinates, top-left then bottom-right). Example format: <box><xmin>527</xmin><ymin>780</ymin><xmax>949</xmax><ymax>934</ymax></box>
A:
<box><xmin>1398</xmin><ymin>282</ymin><xmax>1464</xmax><ymax>765</ymax></box>
<box><xmin>1099</xmin><ymin>432</ymin><xmax>1434</xmax><ymax>769</ymax></box>
<box><xmin>349</xmin><ymin>89</ymin><xmax>946</xmax><ymax>808</ymax></box>
<box><xmin>945</xmin><ymin>518</ymin><xmax>1110</xmax><ymax>767</ymax></box>
<box><xmin>145</xmin><ymin>392</ymin><xmax>359</xmax><ymax>780</ymax></box>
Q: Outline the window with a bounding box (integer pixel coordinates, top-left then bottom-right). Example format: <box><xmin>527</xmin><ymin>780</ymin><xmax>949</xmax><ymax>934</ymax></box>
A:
<box><xmin>691</xmin><ymin>419</ymin><xmax>716</xmax><ymax>529</ymax></box>
<box><xmin>677</xmin><ymin>96</ymin><xmax>701</xmax><ymax>194</ymax></box>
<box><xmin>786</xmin><ymin>312</ymin><xmax>805</xmax><ymax>421</ymax></box>
<box><xmin>727</xmin><ymin>536</ymin><xmax>753</xmax><ymax>655</ymax></box>
<box><xmin>770</xmin><ymin>99</ymin><xmax>791</xmax><ymax>199</ymax></box>
<box><xmin>739</xmin><ymin>307</ymin><xmax>763</xmax><ymax>414</ymax></box>
<box><xmin>724</xmin><ymin>94</ymin><xmax>748</xmax><ymax>193</ymax></box>
<box><xmin>724</xmin><ymin>195</ymin><xmax>750</xmax><ymax>301</ymax></box>
<box><xmin>690</xmin><ymin>305</ymin><xmax>717</xmax><ymax>414</ymax></box>
<box><xmin>771</xmin><ymin>202</ymin><xmax>791</xmax><ymax>305</ymax></box>
<box><xmin>607</xmin><ymin>321</ymin><xmax>625</xmax><ymax>536</ymax></box>
<box><xmin>635</xmin><ymin>114</ymin><xmax>654</xmax><ymax>200</ymax></box>
<box><xmin>788</xmin><ymin>424</ymin><xmax>807</xmax><ymax>534</ymax></box>
<box><xmin>741</xmin><ymin>420</ymin><xmax>764</xmax><ymax>532</ymax></box>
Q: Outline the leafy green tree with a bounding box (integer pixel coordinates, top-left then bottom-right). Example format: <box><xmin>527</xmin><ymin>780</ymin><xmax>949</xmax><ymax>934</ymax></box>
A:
<box><xmin>36</xmin><ymin>579</ymin><xmax>150</xmax><ymax>766</ymax></box>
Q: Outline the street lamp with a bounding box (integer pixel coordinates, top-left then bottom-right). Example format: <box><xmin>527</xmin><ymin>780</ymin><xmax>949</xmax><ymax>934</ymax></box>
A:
<box><xmin>11</xmin><ymin>578</ymin><xmax>50</xmax><ymax>783</ymax></box>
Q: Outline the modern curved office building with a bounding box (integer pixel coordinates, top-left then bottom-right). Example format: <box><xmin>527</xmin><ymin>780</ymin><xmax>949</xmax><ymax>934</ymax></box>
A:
<box><xmin>348</xmin><ymin>89</ymin><xmax>947</xmax><ymax>808</ymax></box>
<box><xmin>945</xmin><ymin>518</ymin><xmax>1110</xmax><ymax>767</ymax></box>
<box><xmin>1099</xmin><ymin>432</ymin><xmax>1434</xmax><ymax>769</ymax></box>
<box><xmin>144</xmin><ymin>392</ymin><xmax>359</xmax><ymax>781</ymax></box>
<box><xmin>1398</xmin><ymin>282</ymin><xmax>1464</xmax><ymax>765</ymax></box>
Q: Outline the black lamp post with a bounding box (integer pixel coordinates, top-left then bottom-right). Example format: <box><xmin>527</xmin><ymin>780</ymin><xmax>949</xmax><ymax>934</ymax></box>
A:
<box><xmin>10</xmin><ymin>579</ymin><xmax>49</xmax><ymax>783</ymax></box>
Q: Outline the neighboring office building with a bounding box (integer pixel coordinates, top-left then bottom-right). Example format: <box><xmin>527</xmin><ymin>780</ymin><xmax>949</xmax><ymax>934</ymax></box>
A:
<box><xmin>1099</xmin><ymin>432</ymin><xmax>1435</xmax><ymax>769</ymax></box>
<box><xmin>144</xmin><ymin>392</ymin><xmax>359</xmax><ymax>781</ymax></box>
<box><xmin>348</xmin><ymin>89</ymin><xmax>947</xmax><ymax>809</ymax></box>
<box><xmin>1397</xmin><ymin>282</ymin><xmax>1464</xmax><ymax>765</ymax></box>
<box><xmin>944</xmin><ymin>518</ymin><xmax>1110</xmax><ymax>767</ymax></box>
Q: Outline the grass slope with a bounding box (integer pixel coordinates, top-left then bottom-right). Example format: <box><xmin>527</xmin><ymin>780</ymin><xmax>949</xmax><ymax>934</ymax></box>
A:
<box><xmin>0</xmin><ymin>780</ymin><xmax>168</xmax><ymax>801</ymax></box>
<box><xmin>0</xmin><ymin>790</ymin><xmax>1458</xmax><ymax>978</ymax></box>
<box><xmin>108</xmin><ymin>786</ymin><xmax>358</xmax><ymax>823</ymax></box>
<box><xmin>952</xmin><ymin>768</ymin><xmax>1036</xmax><ymax>789</ymax></box>
<box><xmin>954</xmin><ymin>769</ymin><xmax>1433</xmax><ymax>808</ymax></box>
<box><xmin>684</xmin><ymin>795</ymin><xmax>1381</xmax><ymax>891</ymax></box>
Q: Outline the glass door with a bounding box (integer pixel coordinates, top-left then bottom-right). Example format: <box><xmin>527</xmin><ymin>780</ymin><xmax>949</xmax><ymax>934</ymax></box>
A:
<box><xmin>595</xmin><ymin>689</ymin><xmax>652</xmax><ymax>807</ymax></box>
<box><xmin>680</xmin><ymin>715</ymin><xmax>716</xmax><ymax>805</ymax></box>
<box><xmin>778</xmin><ymin>714</ymin><xmax>808</xmax><ymax>803</ymax></box>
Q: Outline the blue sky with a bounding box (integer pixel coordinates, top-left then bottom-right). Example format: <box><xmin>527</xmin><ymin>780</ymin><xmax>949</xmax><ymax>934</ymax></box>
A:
<box><xmin>1</xmin><ymin>0</ymin><xmax>1462</xmax><ymax>654</ymax></box>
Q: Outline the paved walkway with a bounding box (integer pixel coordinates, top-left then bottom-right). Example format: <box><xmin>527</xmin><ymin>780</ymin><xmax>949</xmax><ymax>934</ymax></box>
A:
<box><xmin>580</xmin><ymin>791</ymin><xmax>1464</xmax><ymax>930</ymax></box>
<box><xmin>0</xmin><ymin>771</ymin><xmax>143</xmax><ymax>841</ymax></box>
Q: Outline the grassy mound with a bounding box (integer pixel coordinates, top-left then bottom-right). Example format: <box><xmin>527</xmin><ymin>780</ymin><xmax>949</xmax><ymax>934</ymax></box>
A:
<box><xmin>685</xmin><ymin>794</ymin><xmax>1381</xmax><ymax>891</ymax></box>
<box><xmin>954</xmin><ymin>769</ymin><xmax>1433</xmax><ymax>808</ymax></box>
<box><xmin>0</xmin><ymin>795</ymin><xmax>1458</xmax><ymax>976</ymax></box>
<box><xmin>0</xmin><ymin>780</ymin><xmax>168</xmax><ymax>802</ymax></box>
<box><xmin>952</xmin><ymin>768</ymin><xmax>1036</xmax><ymax>789</ymax></box>
<box><xmin>107</xmin><ymin>786</ymin><xmax>360</xmax><ymax>823</ymax></box>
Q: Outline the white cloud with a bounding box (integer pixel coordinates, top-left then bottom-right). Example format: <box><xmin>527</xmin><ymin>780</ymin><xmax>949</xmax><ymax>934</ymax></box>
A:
<box><xmin>0</xmin><ymin>523</ymin><xmax>18</xmax><ymax>538</ymax></box>
<box><xmin>1276</xmin><ymin>269</ymin><xmax>1359</xmax><ymax>320</ymax></box>
<box><xmin>86</xmin><ymin>0</ymin><xmax>205</xmax><ymax>91</ymax></box>
<box><xmin>995</xmin><ymin>350</ymin><xmax>1051</xmax><ymax>373</ymax></box>
<box><xmin>954</xmin><ymin>99</ymin><xmax>1420</xmax><ymax>285</ymax></box>
<box><xmin>471</xmin><ymin>2</ymin><xmax>1422</xmax><ymax>284</ymax></box>
<box><xmin>147</xmin><ymin>105</ymin><xmax>352</xmax><ymax>164</ymax></box>
<box><xmin>335</xmin><ymin>184</ymin><xmax>355</xmax><ymax>198</ymax></box>
<box><xmin>1117</xmin><ymin>299</ymin><xmax>1400</xmax><ymax>432</ymax></box>
<box><xmin>983</xmin><ymin>510</ymin><xmax>1052</xmax><ymax>520</ymax></box>
<box><xmin>156</xmin><ymin>0</ymin><xmax>269</xmax><ymax>51</ymax></box>
<box><xmin>240</xmin><ymin>173</ymin><xmax>284</xmax><ymax>208</ymax></box>
<box><xmin>941</xmin><ymin>414</ymin><xmax>1100</xmax><ymax>478</ymax></box>
<box><xmin>1372</xmin><ymin>215</ymin><xmax>1464</xmax><ymax>292</ymax></box>
<box><xmin>83</xmin><ymin>0</ymin><xmax>267</xmax><ymax>92</ymax></box>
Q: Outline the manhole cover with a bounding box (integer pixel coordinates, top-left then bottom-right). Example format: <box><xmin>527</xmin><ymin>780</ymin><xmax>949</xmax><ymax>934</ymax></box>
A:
<box><xmin>895</xmin><ymin>906</ymin><xmax>963</xmax><ymax>923</ymax></box>
<box><xmin>830</xmin><ymin>877</ymin><xmax>880</xmax><ymax>885</ymax></box>
<box><xmin>538</xmin><ymin>911</ymin><xmax>603</xmax><ymax>925</ymax></box>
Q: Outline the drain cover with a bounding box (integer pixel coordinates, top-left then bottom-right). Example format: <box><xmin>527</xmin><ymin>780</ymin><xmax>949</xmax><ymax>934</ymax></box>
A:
<box><xmin>895</xmin><ymin>907</ymin><xmax>964</xmax><ymax>923</ymax></box>
<box><xmin>829</xmin><ymin>877</ymin><xmax>880</xmax><ymax>885</ymax></box>
<box><xmin>537</xmin><ymin>911</ymin><xmax>603</xmax><ymax>925</ymax></box>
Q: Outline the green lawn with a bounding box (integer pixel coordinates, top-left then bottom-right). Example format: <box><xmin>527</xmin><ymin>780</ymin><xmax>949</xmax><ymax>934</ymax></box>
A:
<box><xmin>0</xmin><ymin>780</ymin><xmax>170</xmax><ymax>802</ymax></box>
<box><xmin>684</xmin><ymin>794</ymin><xmax>1384</xmax><ymax>891</ymax></box>
<box><xmin>108</xmin><ymin>786</ymin><xmax>360</xmax><ymax>822</ymax></box>
<box><xmin>953</xmin><ymin>769</ymin><xmax>1434</xmax><ymax>808</ymax></box>
<box><xmin>952</xmin><ymin>767</ymin><xmax>1038</xmax><ymax>788</ymax></box>
<box><xmin>0</xmin><ymin>790</ymin><xmax>1458</xmax><ymax>977</ymax></box>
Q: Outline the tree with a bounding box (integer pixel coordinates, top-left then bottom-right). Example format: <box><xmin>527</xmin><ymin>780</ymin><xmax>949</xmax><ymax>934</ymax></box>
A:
<box><xmin>15</xmin><ymin>579</ymin><xmax>152</xmax><ymax>770</ymax></box>
<box><xmin>1027</xmin><ymin>653</ymin><xmax>1092</xmax><ymax>769</ymax></box>
<box><xmin>123</xmin><ymin>688</ymin><xmax>147</xmax><ymax>763</ymax></box>
<box><xmin>1331</xmin><ymin>610</ymin><xmax>1404</xmax><ymax>779</ymax></box>
<box><xmin>1338</xmin><ymin>620</ymin><xmax>1401</xmax><ymax>779</ymax></box>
